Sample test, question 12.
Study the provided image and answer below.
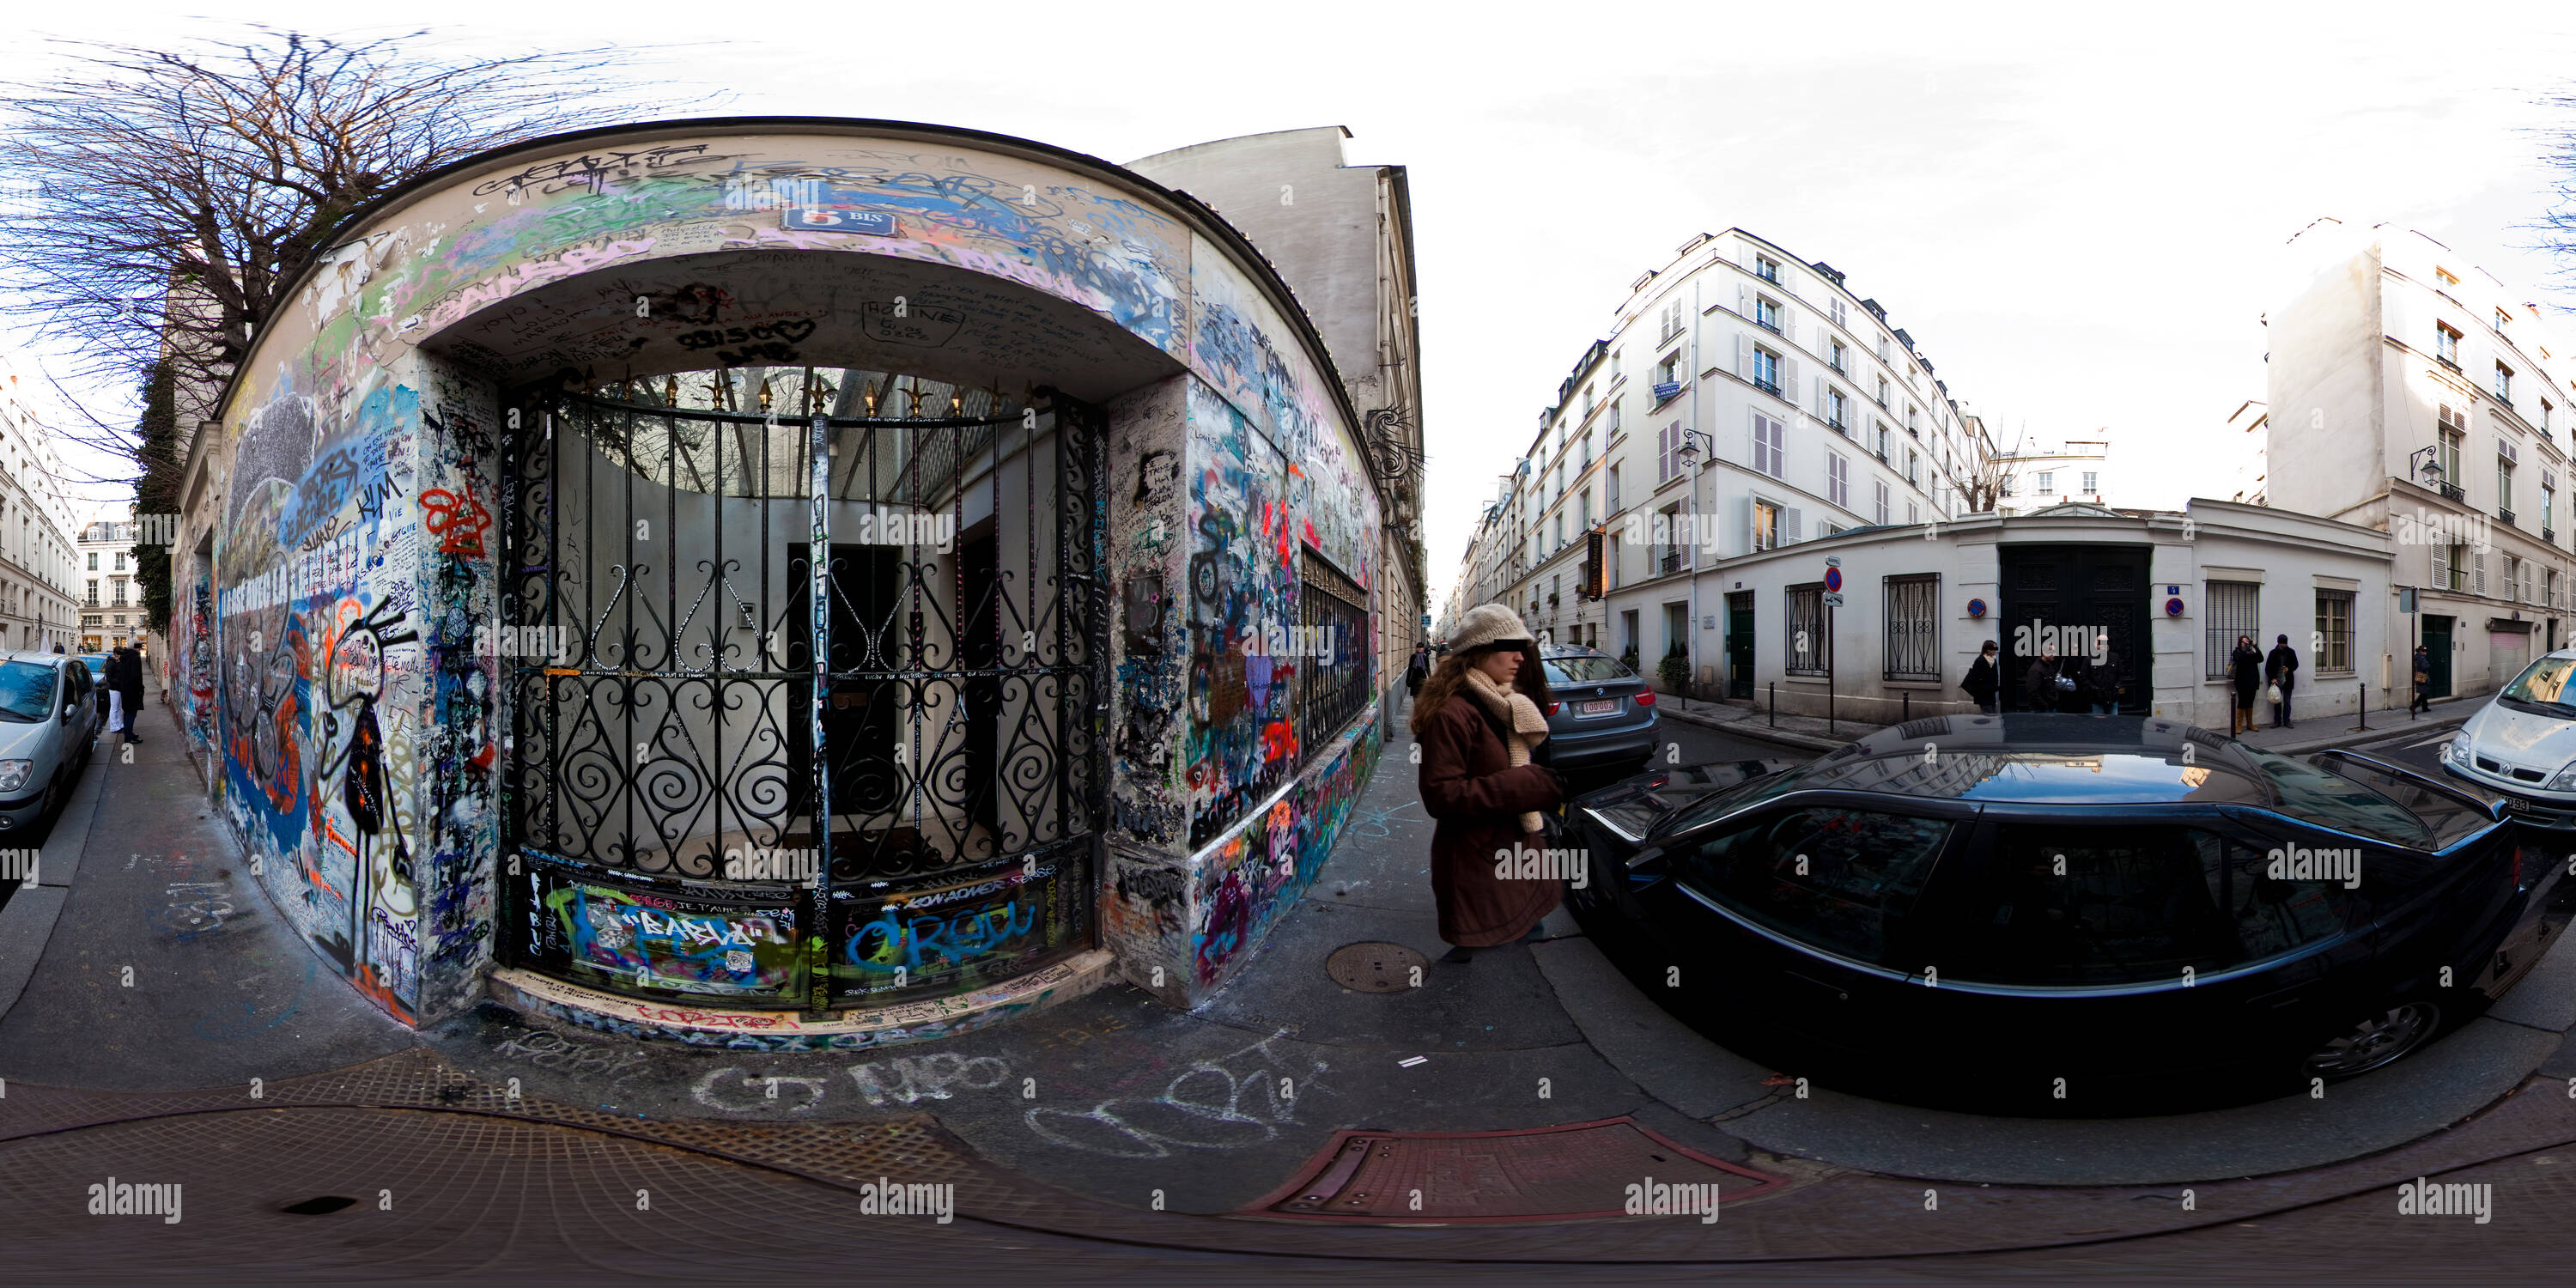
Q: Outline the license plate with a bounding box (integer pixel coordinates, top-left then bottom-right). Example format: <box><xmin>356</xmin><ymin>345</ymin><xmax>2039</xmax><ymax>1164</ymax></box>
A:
<box><xmin>1577</xmin><ymin>699</ymin><xmax>1621</xmax><ymax>717</ymax></box>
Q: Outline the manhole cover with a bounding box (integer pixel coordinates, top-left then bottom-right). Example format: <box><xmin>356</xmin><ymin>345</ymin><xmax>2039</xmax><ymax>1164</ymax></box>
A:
<box><xmin>1323</xmin><ymin>941</ymin><xmax>1427</xmax><ymax>993</ymax></box>
<box><xmin>1245</xmin><ymin>1117</ymin><xmax>1789</xmax><ymax>1223</ymax></box>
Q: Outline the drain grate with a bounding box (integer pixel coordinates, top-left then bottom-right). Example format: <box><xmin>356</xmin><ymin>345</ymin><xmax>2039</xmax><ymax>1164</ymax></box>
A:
<box><xmin>1323</xmin><ymin>942</ymin><xmax>1429</xmax><ymax>993</ymax></box>
<box><xmin>1245</xmin><ymin>1116</ymin><xmax>1789</xmax><ymax>1223</ymax></box>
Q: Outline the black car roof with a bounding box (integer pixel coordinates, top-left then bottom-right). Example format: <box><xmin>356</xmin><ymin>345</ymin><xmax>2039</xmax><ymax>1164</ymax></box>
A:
<box><xmin>1783</xmin><ymin>714</ymin><xmax>2285</xmax><ymax>806</ymax></box>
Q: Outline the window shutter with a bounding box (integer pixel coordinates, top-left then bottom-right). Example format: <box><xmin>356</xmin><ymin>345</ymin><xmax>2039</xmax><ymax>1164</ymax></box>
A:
<box><xmin>1783</xmin><ymin>507</ymin><xmax>1803</xmax><ymax>544</ymax></box>
<box><xmin>2431</xmin><ymin>543</ymin><xmax>2446</xmax><ymax>591</ymax></box>
<box><xmin>1739</xmin><ymin>495</ymin><xmax>1754</xmax><ymax>554</ymax></box>
<box><xmin>1738</xmin><ymin>283</ymin><xmax>1750</xmax><ymax>317</ymax></box>
<box><xmin>1783</xmin><ymin>356</ymin><xmax>1801</xmax><ymax>402</ymax></box>
<box><xmin>1735</xmin><ymin>331</ymin><xmax>1749</xmax><ymax>380</ymax></box>
<box><xmin>2475</xmin><ymin>551</ymin><xmax>2487</xmax><ymax>595</ymax></box>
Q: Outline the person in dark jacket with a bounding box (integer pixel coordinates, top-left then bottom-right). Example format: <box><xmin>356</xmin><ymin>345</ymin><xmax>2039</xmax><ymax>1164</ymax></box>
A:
<box><xmin>2024</xmin><ymin>647</ymin><xmax>2063</xmax><ymax>713</ymax></box>
<box><xmin>2265</xmin><ymin>633</ymin><xmax>2300</xmax><ymax>729</ymax></box>
<box><xmin>1404</xmin><ymin>644</ymin><xmax>1431</xmax><ymax>704</ymax></box>
<box><xmin>1415</xmin><ymin>604</ymin><xmax>1564</xmax><ymax>964</ymax></box>
<box><xmin>2087</xmin><ymin>637</ymin><xmax>2121</xmax><ymax>714</ymax></box>
<box><xmin>1961</xmin><ymin>641</ymin><xmax>2000</xmax><ymax>714</ymax></box>
<box><xmin>111</xmin><ymin>645</ymin><xmax>145</xmax><ymax>744</ymax></box>
<box><xmin>2227</xmin><ymin>635</ymin><xmax>2263</xmax><ymax>735</ymax></box>
<box><xmin>2411</xmin><ymin>643</ymin><xmax>2433</xmax><ymax>715</ymax></box>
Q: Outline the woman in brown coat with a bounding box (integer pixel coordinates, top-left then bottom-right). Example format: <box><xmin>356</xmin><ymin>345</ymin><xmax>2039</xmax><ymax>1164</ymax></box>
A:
<box><xmin>1414</xmin><ymin>604</ymin><xmax>1564</xmax><ymax>963</ymax></box>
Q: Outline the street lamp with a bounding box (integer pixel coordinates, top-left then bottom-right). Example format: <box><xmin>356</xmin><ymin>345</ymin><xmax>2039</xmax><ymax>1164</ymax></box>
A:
<box><xmin>1674</xmin><ymin>428</ymin><xmax>1715</xmax><ymax>701</ymax></box>
<box><xmin>2410</xmin><ymin>446</ymin><xmax>2445</xmax><ymax>492</ymax></box>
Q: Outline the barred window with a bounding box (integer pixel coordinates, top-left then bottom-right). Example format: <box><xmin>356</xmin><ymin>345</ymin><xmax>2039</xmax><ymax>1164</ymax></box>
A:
<box><xmin>1884</xmin><ymin>574</ymin><xmax>1940</xmax><ymax>681</ymax></box>
<box><xmin>1786</xmin><ymin>583</ymin><xmax>1829</xmax><ymax>676</ymax></box>
<box><xmin>2314</xmin><ymin>590</ymin><xmax>2354</xmax><ymax>674</ymax></box>
<box><xmin>2206</xmin><ymin>581</ymin><xmax>2259</xmax><ymax>678</ymax></box>
<box><xmin>1297</xmin><ymin>547</ymin><xmax>1370</xmax><ymax>767</ymax></box>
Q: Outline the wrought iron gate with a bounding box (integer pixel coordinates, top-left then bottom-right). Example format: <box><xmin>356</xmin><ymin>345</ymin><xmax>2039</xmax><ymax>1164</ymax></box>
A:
<box><xmin>498</xmin><ymin>374</ymin><xmax>1106</xmax><ymax>1013</ymax></box>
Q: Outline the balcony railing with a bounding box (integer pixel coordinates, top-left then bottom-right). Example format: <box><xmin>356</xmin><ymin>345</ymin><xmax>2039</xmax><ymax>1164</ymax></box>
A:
<box><xmin>1753</xmin><ymin>376</ymin><xmax>1781</xmax><ymax>395</ymax></box>
<box><xmin>1659</xmin><ymin>550</ymin><xmax>1682</xmax><ymax>575</ymax></box>
<box><xmin>1754</xmin><ymin>317</ymin><xmax>1782</xmax><ymax>334</ymax></box>
<box><xmin>2546</xmin><ymin>526</ymin><xmax>2557</xmax><ymax>544</ymax></box>
<box><xmin>2439</xmin><ymin>481</ymin><xmax>2466</xmax><ymax>502</ymax></box>
<box><xmin>2500</xmin><ymin>508</ymin><xmax>2518</xmax><ymax>528</ymax></box>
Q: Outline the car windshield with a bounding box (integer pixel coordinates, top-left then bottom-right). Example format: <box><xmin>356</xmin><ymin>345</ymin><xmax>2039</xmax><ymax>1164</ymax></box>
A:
<box><xmin>1543</xmin><ymin>655</ymin><xmax>1632</xmax><ymax>684</ymax></box>
<box><xmin>0</xmin><ymin>661</ymin><xmax>58</xmax><ymax>723</ymax></box>
<box><xmin>2500</xmin><ymin>655</ymin><xmax>2576</xmax><ymax>716</ymax></box>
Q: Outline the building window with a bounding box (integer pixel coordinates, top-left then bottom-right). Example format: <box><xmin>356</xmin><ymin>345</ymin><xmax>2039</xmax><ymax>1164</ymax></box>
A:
<box><xmin>85</xmin><ymin>552</ymin><xmax>96</xmax><ymax>571</ymax></box>
<box><xmin>1874</xmin><ymin>422</ymin><xmax>1890</xmax><ymax>459</ymax></box>
<box><xmin>1905</xmin><ymin>449</ymin><xmax>1920</xmax><ymax>486</ymax></box>
<box><xmin>1874</xmin><ymin>479</ymin><xmax>1891</xmax><ymax>526</ymax></box>
<box><xmin>82</xmin><ymin>580</ymin><xmax>96</xmax><ymax>606</ymax></box>
<box><xmin>2205</xmin><ymin>581</ymin><xmax>2259</xmax><ymax>679</ymax></box>
<box><xmin>2037</xmin><ymin>471</ymin><xmax>2055</xmax><ymax>493</ymax></box>
<box><xmin>1753</xmin><ymin>501</ymin><xmax>1780</xmax><ymax>553</ymax></box>
<box><xmin>1827</xmin><ymin>453</ymin><xmax>1850</xmax><ymax>508</ymax></box>
<box><xmin>1825</xmin><ymin>386</ymin><xmax>1848</xmax><ymax>429</ymax></box>
<box><xmin>1577</xmin><ymin>489</ymin><xmax>1592</xmax><ymax>530</ymax></box>
<box><xmin>1829</xmin><ymin>298</ymin><xmax>1847</xmax><ymax>328</ymax></box>
<box><xmin>1875</xmin><ymin>376</ymin><xmax>1890</xmax><ymax>407</ymax></box>
<box><xmin>1885</xmin><ymin>574</ymin><xmax>1940</xmax><ymax>681</ymax></box>
<box><xmin>1733</xmin><ymin>349</ymin><xmax>1776</xmax><ymax>398</ymax></box>
<box><xmin>1905</xmin><ymin>405</ymin><xmax>1919</xmax><ymax>437</ymax></box>
<box><xmin>1662</xmin><ymin>504</ymin><xmax>1689</xmax><ymax>572</ymax></box>
<box><xmin>1756</xmin><ymin>255</ymin><xmax>1780</xmax><ymax>283</ymax></box>
<box><xmin>1829</xmin><ymin>339</ymin><xmax>1847</xmax><ymax>374</ymax></box>
<box><xmin>2543</xmin><ymin>399</ymin><xmax>2555</xmax><ymax>434</ymax></box>
<box><xmin>2435</xmin><ymin>265</ymin><xmax>2459</xmax><ymax>286</ymax></box>
<box><xmin>1606</xmin><ymin>463</ymin><xmax>1622</xmax><ymax>513</ymax></box>
<box><xmin>2433</xmin><ymin>542</ymin><xmax>2468</xmax><ymax>592</ymax></box>
<box><xmin>2498</xmin><ymin>307</ymin><xmax>2512</xmax><ymax>333</ymax></box>
<box><xmin>1908</xmin><ymin>501</ymin><xmax>1919</xmax><ymax>526</ymax></box>
<box><xmin>2436</xmin><ymin>322</ymin><xmax>2461</xmax><ymax>363</ymax></box>
<box><xmin>1753</xmin><ymin>414</ymin><xmax>1784</xmax><ymax>480</ymax></box>
<box><xmin>112</xmin><ymin>551</ymin><xmax>125</xmax><ymax>571</ymax></box>
<box><xmin>2545</xmin><ymin>478</ymin><xmax>2556</xmax><ymax>534</ymax></box>
<box><xmin>1754</xmin><ymin>297</ymin><xmax>1782</xmax><ymax>331</ymax></box>
<box><xmin>2500</xmin><ymin>458</ymin><xmax>2516</xmax><ymax>519</ymax></box>
<box><xmin>2497</xmin><ymin>362</ymin><xmax>2514</xmax><ymax>404</ymax></box>
<box><xmin>1607</xmin><ymin>403</ymin><xmax>1622</xmax><ymax>434</ymax></box>
<box><xmin>1655</xmin><ymin>350</ymin><xmax>1680</xmax><ymax>389</ymax></box>
<box><xmin>2082</xmin><ymin>471</ymin><xmax>2099</xmax><ymax>494</ymax></box>
<box><xmin>1785</xmin><ymin>584</ymin><xmax>1827</xmax><ymax>676</ymax></box>
<box><xmin>2438</xmin><ymin>422</ymin><xmax>2462</xmax><ymax>484</ymax></box>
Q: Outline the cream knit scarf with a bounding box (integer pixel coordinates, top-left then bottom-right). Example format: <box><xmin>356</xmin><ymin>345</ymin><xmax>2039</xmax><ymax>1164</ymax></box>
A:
<box><xmin>1462</xmin><ymin>667</ymin><xmax>1552</xmax><ymax>834</ymax></box>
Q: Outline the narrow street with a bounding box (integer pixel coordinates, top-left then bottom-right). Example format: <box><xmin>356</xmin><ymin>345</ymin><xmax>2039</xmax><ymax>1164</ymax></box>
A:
<box><xmin>6</xmin><ymin>688</ymin><xmax>2573</xmax><ymax>1282</ymax></box>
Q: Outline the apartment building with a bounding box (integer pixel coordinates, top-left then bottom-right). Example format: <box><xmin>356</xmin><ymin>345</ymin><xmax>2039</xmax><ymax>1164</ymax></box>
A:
<box><xmin>78</xmin><ymin>514</ymin><xmax>142</xmax><ymax>652</ymax></box>
<box><xmin>1990</xmin><ymin>438</ymin><xmax>2112</xmax><ymax>512</ymax></box>
<box><xmin>1467</xmin><ymin>229</ymin><xmax>1988</xmax><ymax>694</ymax></box>
<box><xmin>2266</xmin><ymin>221</ymin><xmax>2576</xmax><ymax>702</ymax></box>
<box><xmin>0</xmin><ymin>349</ymin><xmax>86</xmax><ymax>653</ymax></box>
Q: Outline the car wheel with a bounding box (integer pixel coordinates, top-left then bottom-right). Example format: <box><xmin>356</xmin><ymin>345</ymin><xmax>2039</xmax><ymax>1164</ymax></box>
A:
<box><xmin>2303</xmin><ymin>999</ymin><xmax>2442</xmax><ymax>1079</ymax></box>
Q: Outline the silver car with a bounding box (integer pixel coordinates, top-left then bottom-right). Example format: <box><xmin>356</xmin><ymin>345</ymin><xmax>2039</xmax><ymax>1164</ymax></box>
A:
<box><xmin>0</xmin><ymin>651</ymin><xmax>102</xmax><ymax>833</ymax></box>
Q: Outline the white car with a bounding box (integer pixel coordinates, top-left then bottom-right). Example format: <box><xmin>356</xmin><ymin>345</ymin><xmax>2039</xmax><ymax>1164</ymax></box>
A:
<box><xmin>2440</xmin><ymin>647</ymin><xmax>2576</xmax><ymax>823</ymax></box>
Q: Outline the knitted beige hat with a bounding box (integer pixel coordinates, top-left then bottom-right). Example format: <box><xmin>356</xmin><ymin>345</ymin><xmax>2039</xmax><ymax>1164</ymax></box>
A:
<box><xmin>1449</xmin><ymin>603</ymin><xmax>1534</xmax><ymax>654</ymax></box>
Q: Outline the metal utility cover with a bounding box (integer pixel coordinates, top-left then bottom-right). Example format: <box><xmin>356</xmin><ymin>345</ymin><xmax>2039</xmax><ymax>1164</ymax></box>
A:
<box><xmin>1324</xmin><ymin>942</ymin><xmax>1428</xmax><ymax>993</ymax></box>
<box><xmin>1244</xmin><ymin>1117</ymin><xmax>1788</xmax><ymax>1224</ymax></box>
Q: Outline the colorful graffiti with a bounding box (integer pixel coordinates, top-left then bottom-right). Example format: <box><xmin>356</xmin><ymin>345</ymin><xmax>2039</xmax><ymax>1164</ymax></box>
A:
<box><xmin>830</xmin><ymin>863</ymin><xmax>1054</xmax><ymax>999</ymax></box>
<box><xmin>540</xmin><ymin>879</ymin><xmax>799</xmax><ymax>998</ymax></box>
<box><xmin>184</xmin><ymin>574</ymin><xmax>215</xmax><ymax>750</ymax></box>
<box><xmin>1189</xmin><ymin>714</ymin><xmax>1379</xmax><ymax>987</ymax></box>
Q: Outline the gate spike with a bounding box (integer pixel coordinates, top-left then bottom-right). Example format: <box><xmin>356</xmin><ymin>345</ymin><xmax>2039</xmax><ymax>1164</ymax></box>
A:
<box><xmin>863</xmin><ymin>380</ymin><xmax>878</xmax><ymax>416</ymax></box>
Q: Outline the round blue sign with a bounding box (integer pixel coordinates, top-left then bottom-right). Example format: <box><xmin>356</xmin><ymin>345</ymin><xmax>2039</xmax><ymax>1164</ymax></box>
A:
<box><xmin>1824</xmin><ymin>567</ymin><xmax>1843</xmax><ymax>593</ymax></box>
<box><xmin>1965</xmin><ymin>598</ymin><xmax>1986</xmax><ymax>618</ymax></box>
<box><xmin>2166</xmin><ymin>597</ymin><xmax>2186</xmax><ymax>616</ymax></box>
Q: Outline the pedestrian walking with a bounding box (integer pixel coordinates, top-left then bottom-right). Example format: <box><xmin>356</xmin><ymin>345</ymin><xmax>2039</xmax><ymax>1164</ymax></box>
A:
<box><xmin>2024</xmin><ymin>647</ymin><xmax>2064</xmax><ymax>714</ymax></box>
<box><xmin>2265</xmin><ymin>633</ymin><xmax>2300</xmax><ymax>729</ymax></box>
<box><xmin>2088</xmin><ymin>637</ymin><xmax>2122</xmax><ymax>714</ymax></box>
<box><xmin>1960</xmin><ymin>641</ymin><xmax>2001</xmax><ymax>714</ymax></box>
<box><xmin>1404</xmin><ymin>643</ymin><xmax>1431</xmax><ymax>707</ymax></box>
<box><xmin>1415</xmin><ymin>604</ymin><xmax>1564</xmax><ymax>965</ymax></box>
<box><xmin>2228</xmin><ymin>635</ymin><xmax>2263</xmax><ymax>736</ymax></box>
<box><xmin>111</xmin><ymin>644</ymin><xmax>144</xmax><ymax>744</ymax></box>
<box><xmin>2411</xmin><ymin>643</ymin><xmax>2433</xmax><ymax>716</ymax></box>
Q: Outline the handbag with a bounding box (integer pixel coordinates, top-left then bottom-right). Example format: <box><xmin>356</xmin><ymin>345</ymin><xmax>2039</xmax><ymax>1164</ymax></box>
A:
<box><xmin>2053</xmin><ymin>673</ymin><xmax>2077</xmax><ymax>693</ymax></box>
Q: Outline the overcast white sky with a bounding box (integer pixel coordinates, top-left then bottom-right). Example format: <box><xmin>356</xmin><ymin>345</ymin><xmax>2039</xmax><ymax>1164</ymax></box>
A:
<box><xmin>12</xmin><ymin>1</ymin><xmax>2576</xmax><ymax>605</ymax></box>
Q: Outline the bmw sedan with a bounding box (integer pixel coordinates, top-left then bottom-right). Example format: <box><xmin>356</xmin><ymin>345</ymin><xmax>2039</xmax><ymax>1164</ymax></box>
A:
<box><xmin>1567</xmin><ymin>714</ymin><xmax>2574</xmax><ymax>1115</ymax></box>
<box><xmin>1538</xmin><ymin>646</ymin><xmax>1659</xmax><ymax>780</ymax></box>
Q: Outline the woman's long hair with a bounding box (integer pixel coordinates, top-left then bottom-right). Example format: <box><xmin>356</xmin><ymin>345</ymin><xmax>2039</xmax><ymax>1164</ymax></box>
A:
<box><xmin>1409</xmin><ymin>641</ymin><xmax>1552</xmax><ymax>738</ymax></box>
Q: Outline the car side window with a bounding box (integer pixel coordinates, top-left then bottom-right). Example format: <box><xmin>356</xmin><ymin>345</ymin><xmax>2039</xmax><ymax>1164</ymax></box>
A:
<box><xmin>1678</xmin><ymin>806</ymin><xmax>1951</xmax><ymax>965</ymax></box>
<box><xmin>2196</xmin><ymin>831</ymin><xmax>2366</xmax><ymax>961</ymax></box>
<box><xmin>1951</xmin><ymin>826</ymin><xmax>2240</xmax><ymax>987</ymax></box>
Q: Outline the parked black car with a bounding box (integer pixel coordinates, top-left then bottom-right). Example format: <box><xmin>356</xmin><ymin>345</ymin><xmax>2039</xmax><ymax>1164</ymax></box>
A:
<box><xmin>1537</xmin><ymin>646</ymin><xmax>1660</xmax><ymax>780</ymax></box>
<box><xmin>1567</xmin><ymin>714</ymin><xmax>2575</xmax><ymax>1114</ymax></box>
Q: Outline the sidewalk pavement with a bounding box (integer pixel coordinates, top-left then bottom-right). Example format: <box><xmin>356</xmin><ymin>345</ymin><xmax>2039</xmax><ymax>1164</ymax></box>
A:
<box><xmin>1656</xmin><ymin>690</ymin><xmax>2473</xmax><ymax>758</ymax></box>
<box><xmin>8</xmin><ymin>680</ymin><xmax>2576</xmax><ymax>1275</ymax></box>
